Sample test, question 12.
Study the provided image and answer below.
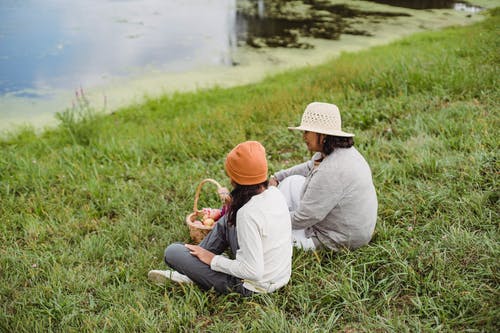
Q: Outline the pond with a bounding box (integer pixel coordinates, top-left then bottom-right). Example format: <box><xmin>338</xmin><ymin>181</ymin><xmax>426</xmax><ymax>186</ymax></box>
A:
<box><xmin>0</xmin><ymin>0</ymin><xmax>484</xmax><ymax>131</ymax></box>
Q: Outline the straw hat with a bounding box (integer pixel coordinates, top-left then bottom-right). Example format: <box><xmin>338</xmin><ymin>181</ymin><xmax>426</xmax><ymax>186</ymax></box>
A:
<box><xmin>288</xmin><ymin>102</ymin><xmax>354</xmax><ymax>137</ymax></box>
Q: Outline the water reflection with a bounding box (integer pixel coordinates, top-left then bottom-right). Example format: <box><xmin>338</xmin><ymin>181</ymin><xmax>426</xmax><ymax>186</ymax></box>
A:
<box><xmin>235</xmin><ymin>1</ymin><xmax>411</xmax><ymax>49</ymax></box>
<box><xmin>235</xmin><ymin>0</ymin><xmax>482</xmax><ymax>49</ymax></box>
<box><xmin>0</xmin><ymin>0</ymin><xmax>485</xmax><ymax>129</ymax></box>
<box><xmin>0</xmin><ymin>0</ymin><xmax>483</xmax><ymax>96</ymax></box>
<box><xmin>0</xmin><ymin>0</ymin><xmax>237</xmax><ymax>95</ymax></box>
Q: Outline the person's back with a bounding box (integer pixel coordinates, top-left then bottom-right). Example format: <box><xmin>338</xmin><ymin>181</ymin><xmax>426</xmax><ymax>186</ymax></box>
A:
<box><xmin>236</xmin><ymin>186</ymin><xmax>292</xmax><ymax>292</ymax></box>
<box><xmin>315</xmin><ymin>146</ymin><xmax>377</xmax><ymax>250</ymax></box>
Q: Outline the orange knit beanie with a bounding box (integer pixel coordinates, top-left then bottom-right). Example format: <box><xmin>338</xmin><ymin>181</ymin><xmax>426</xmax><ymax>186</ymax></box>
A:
<box><xmin>224</xmin><ymin>141</ymin><xmax>268</xmax><ymax>185</ymax></box>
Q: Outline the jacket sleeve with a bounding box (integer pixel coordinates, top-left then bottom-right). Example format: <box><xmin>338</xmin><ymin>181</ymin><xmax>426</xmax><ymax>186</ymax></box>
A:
<box><xmin>274</xmin><ymin>159</ymin><xmax>314</xmax><ymax>182</ymax></box>
<box><xmin>210</xmin><ymin>210</ymin><xmax>264</xmax><ymax>280</ymax></box>
<box><xmin>291</xmin><ymin>167</ymin><xmax>343</xmax><ymax>229</ymax></box>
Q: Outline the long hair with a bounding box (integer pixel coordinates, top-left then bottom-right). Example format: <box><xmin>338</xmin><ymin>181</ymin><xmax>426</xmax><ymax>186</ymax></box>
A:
<box><xmin>320</xmin><ymin>135</ymin><xmax>354</xmax><ymax>155</ymax></box>
<box><xmin>226</xmin><ymin>180</ymin><xmax>269</xmax><ymax>226</ymax></box>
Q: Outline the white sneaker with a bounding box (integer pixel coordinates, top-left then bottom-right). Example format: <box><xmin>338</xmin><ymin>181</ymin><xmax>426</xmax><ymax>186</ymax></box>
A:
<box><xmin>148</xmin><ymin>269</ymin><xmax>194</xmax><ymax>285</ymax></box>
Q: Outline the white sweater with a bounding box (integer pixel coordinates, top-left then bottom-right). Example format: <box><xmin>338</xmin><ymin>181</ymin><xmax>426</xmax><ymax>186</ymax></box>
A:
<box><xmin>210</xmin><ymin>187</ymin><xmax>292</xmax><ymax>293</ymax></box>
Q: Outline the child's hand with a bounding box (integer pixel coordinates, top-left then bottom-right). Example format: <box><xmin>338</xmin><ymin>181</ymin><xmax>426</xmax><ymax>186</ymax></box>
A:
<box><xmin>185</xmin><ymin>244</ymin><xmax>215</xmax><ymax>265</ymax></box>
<box><xmin>217</xmin><ymin>187</ymin><xmax>232</xmax><ymax>205</ymax></box>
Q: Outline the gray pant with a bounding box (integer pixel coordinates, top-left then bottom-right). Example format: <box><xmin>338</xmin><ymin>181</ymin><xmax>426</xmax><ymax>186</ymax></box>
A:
<box><xmin>164</xmin><ymin>216</ymin><xmax>254</xmax><ymax>296</ymax></box>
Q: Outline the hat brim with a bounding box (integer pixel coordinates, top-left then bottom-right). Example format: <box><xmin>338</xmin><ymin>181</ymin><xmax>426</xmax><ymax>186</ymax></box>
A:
<box><xmin>288</xmin><ymin>125</ymin><xmax>355</xmax><ymax>137</ymax></box>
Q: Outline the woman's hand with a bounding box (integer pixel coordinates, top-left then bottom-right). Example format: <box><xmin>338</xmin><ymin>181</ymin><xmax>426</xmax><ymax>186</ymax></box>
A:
<box><xmin>185</xmin><ymin>244</ymin><xmax>215</xmax><ymax>265</ymax></box>
<box><xmin>269</xmin><ymin>176</ymin><xmax>279</xmax><ymax>187</ymax></box>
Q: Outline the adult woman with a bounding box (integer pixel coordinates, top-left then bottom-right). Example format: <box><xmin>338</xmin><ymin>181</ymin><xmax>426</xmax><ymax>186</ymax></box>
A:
<box><xmin>269</xmin><ymin>102</ymin><xmax>378</xmax><ymax>251</ymax></box>
<box><xmin>148</xmin><ymin>141</ymin><xmax>292</xmax><ymax>296</ymax></box>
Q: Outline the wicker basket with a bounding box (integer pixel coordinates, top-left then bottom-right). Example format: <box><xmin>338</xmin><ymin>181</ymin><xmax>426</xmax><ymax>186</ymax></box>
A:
<box><xmin>185</xmin><ymin>178</ymin><xmax>224</xmax><ymax>244</ymax></box>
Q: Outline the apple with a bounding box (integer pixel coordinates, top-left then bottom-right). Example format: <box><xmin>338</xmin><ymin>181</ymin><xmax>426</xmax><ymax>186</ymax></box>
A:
<box><xmin>200</xmin><ymin>208</ymin><xmax>222</xmax><ymax>221</ymax></box>
<box><xmin>210</xmin><ymin>209</ymin><xmax>222</xmax><ymax>221</ymax></box>
<box><xmin>203</xmin><ymin>218</ymin><xmax>215</xmax><ymax>227</ymax></box>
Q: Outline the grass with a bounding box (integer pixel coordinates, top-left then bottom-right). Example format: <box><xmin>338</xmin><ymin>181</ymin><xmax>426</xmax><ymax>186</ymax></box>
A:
<box><xmin>1</xmin><ymin>7</ymin><xmax>499</xmax><ymax>333</ymax></box>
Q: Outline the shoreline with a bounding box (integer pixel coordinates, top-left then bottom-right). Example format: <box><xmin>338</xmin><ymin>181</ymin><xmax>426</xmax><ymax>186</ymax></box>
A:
<box><xmin>0</xmin><ymin>2</ymin><xmax>490</xmax><ymax>134</ymax></box>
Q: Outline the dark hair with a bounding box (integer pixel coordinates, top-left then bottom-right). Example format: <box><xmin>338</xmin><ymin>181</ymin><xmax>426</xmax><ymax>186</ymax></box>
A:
<box><xmin>227</xmin><ymin>180</ymin><xmax>269</xmax><ymax>226</ymax></box>
<box><xmin>320</xmin><ymin>135</ymin><xmax>354</xmax><ymax>155</ymax></box>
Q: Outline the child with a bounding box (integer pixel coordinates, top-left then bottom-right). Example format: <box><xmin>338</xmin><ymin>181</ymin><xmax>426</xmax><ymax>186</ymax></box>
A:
<box><xmin>148</xmin><ymin>141</ymin><xmax>292</xmax><ymax>295</ymax></box>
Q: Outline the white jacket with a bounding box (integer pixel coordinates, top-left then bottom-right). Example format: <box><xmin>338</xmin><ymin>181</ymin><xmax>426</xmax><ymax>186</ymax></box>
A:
<box><xmin>275</xmin><ymin>147</ymin><xmax>378</xmax><ymax>250</ymax></box>
<box><xmin>210</xmin><ymin>187</ymin><xmax>292</xmax><ymax>293</ymax></box>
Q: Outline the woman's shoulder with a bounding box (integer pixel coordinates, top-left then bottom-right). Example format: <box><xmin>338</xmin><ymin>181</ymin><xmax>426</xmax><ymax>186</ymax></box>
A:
<box><xmin>325</xmin><ymin>147</ymin><xmax>363</xmax><ymax>162</ymax></box>
<box><xmin>323</xmin><ymin>147</ymin><xmax>373</xmax><ymax>178</ymax></box>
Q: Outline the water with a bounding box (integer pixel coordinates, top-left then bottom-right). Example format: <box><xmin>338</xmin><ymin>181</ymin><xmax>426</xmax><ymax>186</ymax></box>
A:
<box><xmin>367</xmin><ymin>0</ymin><xmax>482</xmax><ymax>10</ymax></box>
<box><xmin>0</xmin><ymin>0</ymin><xmax>484</xmax><ymax>130</ymax></box>
<box><xmin>0</xmin><ymin>0</ymin><xmax>237</xmax><ymax>96</ymax></box>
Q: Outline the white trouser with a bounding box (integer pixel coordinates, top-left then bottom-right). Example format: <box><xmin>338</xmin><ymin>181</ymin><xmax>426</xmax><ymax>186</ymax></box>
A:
<box><xmin>277</xmin><ymin>175</ymin><xmax>316</xmax><ymax>250</ymax></box>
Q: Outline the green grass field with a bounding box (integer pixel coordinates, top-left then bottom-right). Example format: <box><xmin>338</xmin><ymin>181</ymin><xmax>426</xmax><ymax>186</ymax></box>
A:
<box><xmin>1</xmin><ymin>7</ymin><xmax>498</xmax><ymax>333</ymax></box>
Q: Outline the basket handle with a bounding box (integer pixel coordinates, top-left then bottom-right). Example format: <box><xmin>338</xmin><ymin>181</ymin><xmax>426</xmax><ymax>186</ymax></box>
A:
<box><xmin>193</xmin><ymin>178</ymin><xmax>223</xmax><ymax>212</ymax></box>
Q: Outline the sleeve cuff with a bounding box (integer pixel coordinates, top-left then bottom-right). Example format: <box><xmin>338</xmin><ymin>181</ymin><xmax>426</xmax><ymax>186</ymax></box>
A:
<box><xmin>210</xmin><ymin>255</ymin><xmax>221</xmax><ymax>270</ymax></box>
<box><xmin>210</xmin><ymin>254</ymin><xmax>232</xmax><ymax>272</ymax></box>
